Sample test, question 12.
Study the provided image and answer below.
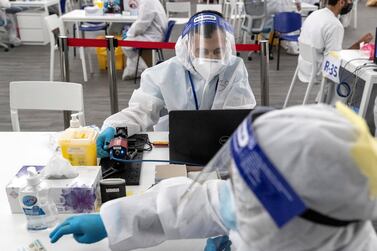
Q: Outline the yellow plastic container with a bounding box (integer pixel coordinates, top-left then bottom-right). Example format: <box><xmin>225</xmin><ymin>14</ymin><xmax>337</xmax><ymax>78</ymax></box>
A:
<box><xmin>96</xmin><ymin>35</ymin><xmax>125</xmax><ymax>71</ymax></box>
<box><xmin>59</xmin><ymin>128</ymin><xmax>98</xmax><ymax>166</ymax></box>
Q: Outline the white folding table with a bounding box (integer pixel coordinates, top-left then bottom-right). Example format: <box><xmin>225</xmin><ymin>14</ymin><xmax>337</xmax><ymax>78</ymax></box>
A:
<box><xmin>60</xmin><ymin>10</ymin><xmax>188</xmax><ymax>82</ymax></box>
<box><xmin>0</xmin><ymin>131</ymin><xmax>206</xmax><ymax>250</ymax></box>
<box><xmin>9</xmin><ymin>0</ymin><xmax>61</xmax><ymax>15</ymax></box>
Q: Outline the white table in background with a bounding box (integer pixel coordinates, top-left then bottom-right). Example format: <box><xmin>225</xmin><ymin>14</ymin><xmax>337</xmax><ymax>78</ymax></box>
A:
<box><xmin>61</xmin><ymin>9</ymin><xmax>188</xmax><ymax>25</ymax></box>
<box><xmin>321</xmin><ymin>50</ymin><xmax>377</xmax><ymax>132</ymax></box>
<box><xmin>0</xmin><ymin>131</ymin><xmax>206</xmax><ymax>251</ymax></box>
<box><xmin>60</xmin><ymin>10</ymin><xmax>188</xmax><ymax>81</ymax></box>
<box><xmin>9</xmin><ymin>0</ymin><xmax>61</xmax><ymax>15</ymax></box>
<box><xmin>9</xmin><ymin>0</ymin><xmax>61</xmax><ymax>44</ymax></box>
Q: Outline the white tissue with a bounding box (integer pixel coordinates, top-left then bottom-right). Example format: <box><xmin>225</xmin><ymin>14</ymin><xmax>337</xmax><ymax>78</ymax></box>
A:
<box><xmin>43</xmin><ymin>152</ymin><xmax>79</xmax><ymax>179</ymax></box>
<box><xmin>84</xmin><ymin>6</ymin><xmax>104</xmax><ymax>16</ymax></box>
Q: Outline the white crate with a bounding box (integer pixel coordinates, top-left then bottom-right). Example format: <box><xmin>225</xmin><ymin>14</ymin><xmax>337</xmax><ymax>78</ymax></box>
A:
<box><xmin>16</xmin><ymin>10</ymin><xmax>49</xmax><ymax>45</ymax></box>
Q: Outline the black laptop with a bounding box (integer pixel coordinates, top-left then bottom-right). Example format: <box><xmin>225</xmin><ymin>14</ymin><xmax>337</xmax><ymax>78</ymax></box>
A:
<box><xmin>169</xmin><ymin>109</ymin><xmax>252</xmax><ymax>166</ymax></box>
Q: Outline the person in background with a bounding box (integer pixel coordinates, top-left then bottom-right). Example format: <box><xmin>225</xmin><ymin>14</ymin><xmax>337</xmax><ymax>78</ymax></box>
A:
<box><xmin>97</xmin><ymin>11</ymin><xmax>256</xmax><ymax>158</ymax></box>
<box><xmin>121</xmin><ymin>0</ymin><xmax>168</xmax><ymax>80</ymax></box>
<box><xmin>0</xmin><ymin>0</ymin><xmax>22</xmax><ymax>46</ymax></box>
<box><xmin>298</xmin><ymin>0</ymin><xmax>373</xmax><ymax>83</ymax></box>
<box><xmin>49</xmin><ymin>104</ymin><xmax>377</xmax><ymax>251</ymax></box>
<box><xmin>265</xmin><ymin>0</ymin><xmax>302</xmax><ymax>55</ymax></box>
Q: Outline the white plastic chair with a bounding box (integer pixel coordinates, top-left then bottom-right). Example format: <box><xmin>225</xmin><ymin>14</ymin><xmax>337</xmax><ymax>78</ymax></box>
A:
<box><xmin>224</xmin><ymin>0</ymin><xmax>243</xmax><ymax>19</ymax></box>
<box><xmin>166</xmin><ymin>2</ymin><xmax>191</xmax><ymax>18</ymax></box>
<box><xmin>241</xmin><ymin>0</ymin><xmax>266</xmax><ymax>43</ymax></box>
<box><xmin>225</xmin><ymin>0</ymin><xmax>244</xmax><ymax>42</ymax></box>
<box><xmin>10</xmin><ymin>81</ymin><xmax>85</xmax><ymax>131</ymax></box>
<box><xmin>44</xmin><ymin>15</ymin><xmax>89</xmax><ymax>82</ymax></box>
<box><xmin>283</xmin><ymin>42</ymin><xmax>318</xmax><ymax>108</ymax></box>
<box><xmin>196</xmin><ymin>4</ymin><xmax>222</xmax><ymax>13</ymax></box>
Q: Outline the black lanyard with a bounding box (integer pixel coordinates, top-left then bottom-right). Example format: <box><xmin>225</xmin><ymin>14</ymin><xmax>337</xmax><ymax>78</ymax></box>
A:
<box><xmin>187</xmin><ymin>71</ymin><xmax>219</xmax><ymax>111</ymax></box>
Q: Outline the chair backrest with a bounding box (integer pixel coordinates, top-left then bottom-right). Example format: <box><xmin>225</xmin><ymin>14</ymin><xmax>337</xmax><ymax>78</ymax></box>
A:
<box><xmin>163</xmin><ymin>20</ymin><xmax>176</xmax><ymax>42</ymax></box>
<box><xmin>9</xmin><ymin>81</ymin><xmax>85</xmax><ymax>131</ymax></box>
<box><xmin>299</xmin><ymin>42</ymin><xmax>318</xmax><ymax>82</ymax></box>
<box><xmin>196</xmin><ymin>4</ymin><xmax>222</xmax><ymax>13</ymax></box>
<box><xmin>227</xmin><ymin>0</ymin><xmax>245</xmax><ymax>42</ymax></box>
<box><xmin>242</xmin><ymin>0</ymin><xmax>266</xmax><ymax>33</ymax></box>
<box><xmin>273</xmin><ymin>12</ymin><xmax>301</xmax><ymax>33</ymax></box>
<box><xmin>44</xmin><ymin>14</ymin><xmax>65</xmax><ymax>46</ymax></box>
<box><xmin>244</xmin><ymin>0</ymin><xmax>265</xmax><ymax>17</ymax></box>
<box><xmin>166</xmin><ymin>2</ymin><xmax>191</xmax><ymax>18</ymax></box>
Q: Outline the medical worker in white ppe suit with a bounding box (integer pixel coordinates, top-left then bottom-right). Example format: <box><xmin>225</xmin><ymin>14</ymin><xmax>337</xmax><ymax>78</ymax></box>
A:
<box><xmin>121</xmin><ymin>0</ymin><xmax>168</xmax><ymax>80</ymax></box>
<box><xmin>298</xmin><ymin>0</ymin><xmax>373</xmax><ymax>83</ymax></box>
<box><xmin>50</xmin><ymin>103</ymin><xmax>377</xmax><ymax>251</ymax></box>
<box><xmin>96</xmin><ymin>11</ymin><xmax>256</xmax><ymax>158</ymax></box>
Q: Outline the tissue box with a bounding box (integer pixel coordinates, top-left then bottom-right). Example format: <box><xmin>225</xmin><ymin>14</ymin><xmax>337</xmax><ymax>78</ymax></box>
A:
<box><xmin>6</xmin><ymin>165</ymin><xmax>101</xmax><ymax>214</ymax></box>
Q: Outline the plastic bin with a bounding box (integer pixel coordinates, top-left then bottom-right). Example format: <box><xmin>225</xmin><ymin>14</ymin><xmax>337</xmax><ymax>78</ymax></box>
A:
<box><xmin>59</xmin><ymin>127</ymin><xmax>98</xmax><ymax>166</ymax></box>
<box><xmin>96</xmin><ymin>35</ymin><xmax>125</xmax><ymax>71</ymax></box>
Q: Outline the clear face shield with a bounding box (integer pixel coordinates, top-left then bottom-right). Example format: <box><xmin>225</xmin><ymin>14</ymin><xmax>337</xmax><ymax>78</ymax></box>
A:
<box><xmin>182</xmin><ymin>12</ymin><xmax>236</xmax><ymax>81</ymax></box>
<box><xmin>178</xmin><ymin>108</ymin><xmax>308</xmax><ymax>239</ymax></box>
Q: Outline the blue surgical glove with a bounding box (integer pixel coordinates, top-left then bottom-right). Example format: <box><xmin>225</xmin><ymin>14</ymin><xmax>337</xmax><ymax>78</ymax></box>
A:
<box><xmin>122</xmin><ymin>30</ymin><xmax>127</xmax><ymax>40</ymax></box>
<box><xmin>204</xmin><ymin>235</ymin><xmax>232</xmax><ymax>251</ymax></box>
<box><xmin>49</xmin><ymin>214</ymin><xmax>107</xmax><ymax>244</ymax></box>
<box><xmin>96</xmin><ymin>127</ymin><xmax>116</xmax><ymax>158</ymax></box>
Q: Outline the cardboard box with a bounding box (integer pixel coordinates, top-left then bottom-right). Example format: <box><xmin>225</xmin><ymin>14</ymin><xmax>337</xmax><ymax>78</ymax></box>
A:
<box><xmin>6</xmin><ymin>165</ymin><xmax>101</xmax><ymax>214</ymax></box>
<box><xmin>154</xmin><ymin>165</ymin><xmax>220</xmax><ymax>183</ymax></box>
<box><xmin>155</xmin><ymin>164</ymin><xmax>187</xmax><ymax>183</ymax></box>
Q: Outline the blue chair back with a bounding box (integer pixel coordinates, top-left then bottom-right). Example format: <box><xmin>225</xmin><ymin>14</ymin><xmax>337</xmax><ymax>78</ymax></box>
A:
<box><xmin>60</xmin><ymin>0</ymin><xmax>66</xmax><ymax>14</ymax></box>
<box><xmin>273</xmin><ymin>12</ymin><xmax>301</xmax><ymax>33</ymax></box>
<box><xmin>163</xmin><ymin>20</ymin><xmax>176</xmax><ymax>42</ymax></box>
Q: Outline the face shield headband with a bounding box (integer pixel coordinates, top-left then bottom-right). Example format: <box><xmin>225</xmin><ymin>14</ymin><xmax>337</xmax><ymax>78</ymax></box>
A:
<box><xmin>179</xmin><ymin>108</ymin><xmax>360</xmax><ymax>229</ymax></box>
<box><xmin>180</xmin><ymin>12</ymin><xmax>235</xmax><ymax>80</ymax></box>
<box><xmin>231</xmin><ymin>108</ymin><xmax>360</xmax><ymax>228</ymax></box>
<box><xmin>181</xmin><ymin>12</ymin><xmax>234</xmax><ymax>39</ymax></box>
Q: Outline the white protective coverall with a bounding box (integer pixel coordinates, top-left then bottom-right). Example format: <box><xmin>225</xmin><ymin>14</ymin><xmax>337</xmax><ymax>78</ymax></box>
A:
<box><xmin>100</xmin><ymin>104</ymin><xmax>377</xmax><ymax>251</ymax></box>
<box><xmin>298</xmin><ymin>7</ymin><xmax>344</xmax><ymax>83</ymax></box>
<box><xmin>103</xmin><ymin>27</ymin><xmax>256</xmax><ymax>135</ymax></box>
<box><xmin>121</xmin><ymin>0</ymin><xmax>168</xmax><ymax>79</ymax></box>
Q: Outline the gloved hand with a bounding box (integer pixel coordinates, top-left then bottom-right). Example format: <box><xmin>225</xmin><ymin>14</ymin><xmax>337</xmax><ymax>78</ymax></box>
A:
<box><xmin>122</xmin><ymin>30</ymin><xmax>127</xmax><ymax>40</ymax></box>
<box><xmin>204</xmin><ymin>235</ymin><xmax>232</xmax><ymax>251</ymax></box>
<box><xmin>50</xmin><ymin>214</ymin><xmax>107</xmax><ymax>244</ymax></box>
<box><xmin>96</xmin><ymin>127</ymin><xmax>116</xmax><ymax>158</ymax></box>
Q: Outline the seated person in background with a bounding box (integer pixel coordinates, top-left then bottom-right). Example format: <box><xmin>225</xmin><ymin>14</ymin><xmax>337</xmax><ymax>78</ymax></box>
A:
<box><xmin>0</xmin><ymin>0</ymin><xmax>22</xmax><ymax>46</ymax></box>
<box><xmin>298</xmin><ymin>0</ymin><xmax>373</xmax><ymax>83</ymax></box>
<box><xmin>265</xmin><ymin>0</ymin><xmax>302</xmax><ymax>55</ymax></box>
<box><xmin>121</xmin><ymin>0</ymin><xmax>168</xmax><ymax>80</ymax></box>
<box><xmin>50</xmin><ymin>104</ymin><xmax>377</xmax><ymax>251</ymax></box>
<box><xmin>97</xmin><ymin>11</ymin><xmax>256</xmax><ymax>158</ymax></box>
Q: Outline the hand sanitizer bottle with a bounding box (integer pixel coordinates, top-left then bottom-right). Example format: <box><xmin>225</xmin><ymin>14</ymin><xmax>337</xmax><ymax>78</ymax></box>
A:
<box><xmin>19</xmin><ymin>167</ymin><xmax>58</xmax><ymax>230</ymax></box>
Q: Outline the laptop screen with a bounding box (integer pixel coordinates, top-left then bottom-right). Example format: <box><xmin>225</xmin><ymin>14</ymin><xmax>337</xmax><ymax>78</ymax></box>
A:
<box><xmin>169</xmin><ymin>109</ymin><xmax>252</xmax><ymax>166</ymax></box>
